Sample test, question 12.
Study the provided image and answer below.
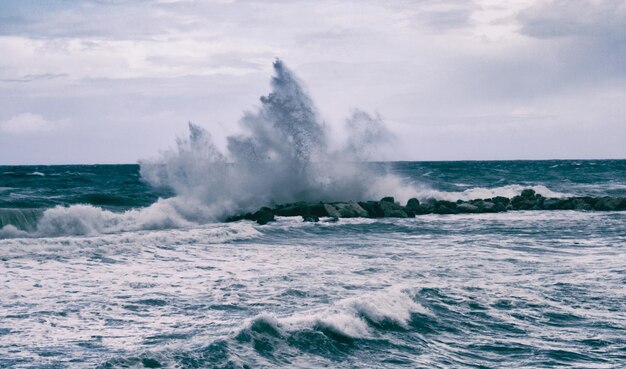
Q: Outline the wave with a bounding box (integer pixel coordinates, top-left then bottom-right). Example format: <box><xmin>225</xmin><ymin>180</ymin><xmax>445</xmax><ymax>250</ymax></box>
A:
<box><xmin>239</xmin><ymin>287</ymin><xmax>431</xmax><ymax>341</ymax></box>
<box><xmin>0</xmin><ymin>182</ymin><xmax>575</xmax><ymax>239</ymax></box>
<box><xmin>96</xmin><ymin>287</ymin><xmax>432</xmax><ymax>368</ymax></box>
<box><xmin>0</xmin><ymin>221</ymin><xmax>260</xmax><ymax>251</ymax></box>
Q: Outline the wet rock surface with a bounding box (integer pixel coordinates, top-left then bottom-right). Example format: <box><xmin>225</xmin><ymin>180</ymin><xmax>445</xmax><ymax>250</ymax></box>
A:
<box><xmin>225</xmin><ymin>189</ymin><xmax>626</xmax><ymax>224</ymax></box>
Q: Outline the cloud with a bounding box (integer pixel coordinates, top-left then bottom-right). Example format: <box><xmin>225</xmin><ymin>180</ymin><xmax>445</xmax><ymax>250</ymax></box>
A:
<box><xmin>515</xmin><ymin>0</ymin><xmax>626</xmax><ymax>84</ymax></box>
<box><xmin>518</xmin><ymin>0</ymin><xmax>626</xmax><ymax>40</ymax></box>
<box><xmin>0</xmin><ymin>113</ymin><xmax>58</xmax><ymax>134</ymax></box>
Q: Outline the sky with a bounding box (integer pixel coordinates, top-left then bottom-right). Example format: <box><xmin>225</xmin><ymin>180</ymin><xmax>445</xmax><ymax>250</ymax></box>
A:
<box><xmin>0</xmin><ymin>0</ymin><xmax>625</xmax><ymax>164</ymax></box>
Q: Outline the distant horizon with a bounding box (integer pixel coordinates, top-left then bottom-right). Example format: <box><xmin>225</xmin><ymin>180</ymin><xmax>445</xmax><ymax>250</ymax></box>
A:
<box><xmin>2</xmin><ymin>157</ymin><xmax>626</xmax><ymax>167</ymax></box>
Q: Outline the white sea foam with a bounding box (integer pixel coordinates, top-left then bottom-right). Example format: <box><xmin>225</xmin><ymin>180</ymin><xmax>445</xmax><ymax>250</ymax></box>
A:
<box><xmin>243</xmin><ymin>287</ymin><xmax>430</xmax><ymax>339</ymax></box>
<box><xmin>413</xmin><ymin>184</ymin><xmax>569</xmax><ymax>202</ymax></box>
<box><xmin>0</xmin><ymin>221</ymin><xmax>260</xmax><ymax>251</ymax></box>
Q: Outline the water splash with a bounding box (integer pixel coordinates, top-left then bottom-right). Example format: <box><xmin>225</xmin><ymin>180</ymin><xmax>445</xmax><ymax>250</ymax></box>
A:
<box><xmin>140</xmin><ymin>59</ymin><xmax>413</xmax><ymax>219</ymax></box>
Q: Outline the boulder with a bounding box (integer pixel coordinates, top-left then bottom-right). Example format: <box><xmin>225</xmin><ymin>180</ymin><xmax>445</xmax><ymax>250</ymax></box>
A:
<box><xmin>358</xmin><ymin>201</ymin><xmax>384</xmax><ymax>218</ymax></box>
<box><xmin>380</xmin><ymin>196</ymin><xmax>395</xmax><ymax>203</ymax></box>
<box><xmin>456</xmin><ymin>202</ymin><xmax>478</xmax><ymax>213</ymax></box>
<box><xmin>251</xmin><ymin>207</ymin><xmax>275</xmax><ymax>225</ymax></box>
<box><xmin>594</xmin><ymin>197</ymin><xmax>623</xmax><ymax>211</ymax></box>
<box><xmin>274</xmin><ymin>203</ymin><xmax>305</xmax><ymax>216</ymax></box>
<box><xmin>334</xmin><ymin>201</ymin><xmax>369</xmax><ymax>218</ymax></box>
<box><xmin>510</xmin><ymin>195</ymin><xmax>537</xmax><ymax>210</ymax></box>
<box><xmin>542</xmin><ymin>198</ymin><xmax>561</xmax><ymax>210</ymax></box>
<box><xmin>572</xmin><ymin>197</ymin><xmax>593</xmax><ymax>211</ymax></box>
<box><xmin>380</xmin><ymin>200</ymin><xmax>408</xmax><ymax>218</ymax></box>
<box><xmin>302</xmin><ymin>215</ymin><xmax>319</xmax><ymax>222</ymax></box>
<box><xmin>323</xmin><ymin>204</ymin><xmax>342</xmax><ymax>218</ymax></box>
<box><xmin>434</xmin><ymin>200</ymin><xmax>458</xmax><ymax>214</ymax></box>
<box><xmin>521</xmin><ymin>188</ymin><xmax>536</xmax><ymax>198</ymax></box>
<box><xmin>490</xmin><ymin>196</ymin><xmax>510</xmax><ymax>206</ymax></box>
<box><xmin>405</xmin><ymin>198</ymin><xmax>420</xmax><ymax>211</ymax></box>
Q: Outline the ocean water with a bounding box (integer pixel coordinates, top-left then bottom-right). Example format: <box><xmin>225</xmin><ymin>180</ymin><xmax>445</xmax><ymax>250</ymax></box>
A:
<box><xmin>1</xmin><ymin>160</ymin><xmax>625</xmax><ymax>368</ymax></box>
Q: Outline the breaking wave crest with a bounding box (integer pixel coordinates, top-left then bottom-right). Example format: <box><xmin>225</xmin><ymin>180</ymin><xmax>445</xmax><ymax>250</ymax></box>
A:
<box><xmin>98</xmin><ymin>287</ymin><xmax>432</xmax><ymax>369</ymax></box>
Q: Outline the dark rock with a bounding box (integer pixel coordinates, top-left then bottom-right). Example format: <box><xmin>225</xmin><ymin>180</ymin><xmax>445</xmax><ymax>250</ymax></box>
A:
<box><xmin>334</xmin><ymin>201</ymin><xmax>369</xmax><ymax>218</ymax></box>
<box><xmin>594</xmin><ymin>197</ymin><xmax>622</xmax><ymax>211</ymax></box>
<box><xmin>434</xmin><ymin>200</ymin><xmax>458</xmax><ymax>214</ymax></box>
<box><xmin>380</xmin><ymin>197</ymin><xmax>395</xmax><ymax>203</ymax></box>
<box><xmin>275</xmin><ymin>204</ymin><xmax>305</xmax><ymax>217</ymax></box>
<box><xmin>510</xmin><ymin>195</ymin><xmax>537</xmax><ymax>210</ymax></box>
<box><xmin>476</xmin><ymin>200</ymin><xmax>497</xmax><ymax>212</ymax></box>
<box><xmin>456</xmin><ymin>202</ymin><xmax>478</xmax><ymax>213</ymax></box>
<box><xmin>542</xmin><ymin>198</ymin><xmax>561</xmax><ymax>210</ymax></box>
<box><xmin>251</xmin><ymin>208</ymin><xmax>275</xmax><ymax>225</ymax></box>
<box><xmin>415</xmin><ymin>198</ymin><xmax>436</xmax><ymax>214</ymax></box>
<box><xmin>359</xmin><ymin>201</ymin><xmax>384</xmax><ymax>218</ymax></box>
<box><xmin>490</xmin><ymin>196</ymin><xmax>510</xmax><ymax>206</ymax></box>
<box><xmin>380</xmin><ymin>200</ymin><xmax>408</xmax><ymax>217</ymax></box>
<box><xmin>572</xmin><ymin>197</ymin><xmax>593</xmax><ymax>211</ymax></box>
<box><xmin>308</xmin><ymin>203</ymin><xmax>330</xmax><ymax>217</ymax></box>
<box><xmin>302</xmin><ymin>215</ymin><xmax>319</xmax><ymax>222</ymax></box>
<box><xmin>323</xmin><ymin>204</ymin><xmax>341</xmax><ymax>218</ymax></box>
<box><xmin>405</xmin><ymin>198</ymin><xmax>420</xmax><ymax>211</ymax></box>
<box><xmin>555</xmin><ymin>198</ymin><xmax>575</xmax><ymax>210</ymax></box>
<box><xmin>521</xmin><ymin>189</ymin><xmax>536</xmax><ymax>198</ymax></box>
<box><xmin>224</xmin><ymin>214</ymin><xmax>247</xmax><ymax>222</ymax></box>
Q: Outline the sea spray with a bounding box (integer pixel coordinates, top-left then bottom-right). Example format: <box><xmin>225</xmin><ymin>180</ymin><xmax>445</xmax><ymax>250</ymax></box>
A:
<box><xmin>139</xmin><ymin>59</ymin><xmax>414</xmax><ymax>218</ymax></box>
<box><xmin>0</xmin><ymin>60</ymin><xmax>413</xmax><ymax>238</ymax></box>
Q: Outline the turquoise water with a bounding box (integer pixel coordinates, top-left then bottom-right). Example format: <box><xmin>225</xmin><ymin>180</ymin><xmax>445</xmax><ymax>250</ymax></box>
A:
<box><xmin>1</xmin><ymin>160</ymin><xmax>625</xmax><ymax>368</ymax></box>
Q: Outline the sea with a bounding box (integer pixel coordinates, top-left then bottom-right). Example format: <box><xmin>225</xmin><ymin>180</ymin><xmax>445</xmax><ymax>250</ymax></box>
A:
<box><xmin>1</xmin><ymin>160</ymin><xmax>625</xmax><ymax>368</ymax></box>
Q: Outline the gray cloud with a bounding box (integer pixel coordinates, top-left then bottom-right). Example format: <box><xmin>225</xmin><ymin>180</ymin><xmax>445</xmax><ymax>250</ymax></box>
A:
<box><xmin>518</xmin><ymin>0</ymin><xmax>626</xmax><ymax>40</ymax></box>
<box><xmin>0</xmin><ymin>0</ymin><xmax>624</xmax><ymax>163</ymax></box>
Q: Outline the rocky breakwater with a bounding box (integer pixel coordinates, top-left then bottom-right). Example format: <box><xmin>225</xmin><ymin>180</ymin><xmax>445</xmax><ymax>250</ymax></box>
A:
<box><xmin>225</xmin><ymin>189</ymin><xmax>626</xmax><ymax>225</ymax></box>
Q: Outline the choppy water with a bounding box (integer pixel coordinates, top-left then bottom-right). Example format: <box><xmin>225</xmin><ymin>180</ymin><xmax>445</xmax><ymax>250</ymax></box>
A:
<box><xmin>1</xmin><ymin>161</ymin><xmax>626</xmax><ymax>368</ymax></box>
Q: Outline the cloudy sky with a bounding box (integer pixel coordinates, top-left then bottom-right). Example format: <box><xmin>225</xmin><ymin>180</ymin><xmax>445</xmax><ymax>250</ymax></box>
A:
<box><xmin>1</xmin><ymin>0</ymin><xmax>624</xmax><ymax>164</ymax></box>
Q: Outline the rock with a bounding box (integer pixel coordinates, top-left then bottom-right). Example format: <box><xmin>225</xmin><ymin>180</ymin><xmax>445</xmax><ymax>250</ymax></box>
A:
<box><xmin>572</xmin><ymin>197</ymin><xmax>593</xmax><ymax>211</ymax></box>
<box><xmin>323</xmin><ymin>204</ymin><xmax>341</xmax><ymax>218</ymax></box>
<box><xmin>521</xmin><ymin>189</ymin><xmax>536</xmax><ymax>198</ymax></box>
<box><xmin>434</xmin><ymin>200</ymin><xmax>458</xmax><ymax>214</ymax></box>
<box><xmin>405</xmin><ymin>198</ymin><xmax>420</xmax><ymax>211</ymax></box>
<box><xmin>542</xmin><ymin>198</ymin><xmax>561</xmax><ymax>210</ymax></box>
<box><xmin>476</xmin><ymin>200</ymin><xmax>496</xmax><ymax>212</ymax></box>
<box><xmin>251</xmin><ymin>207</ymin><xmax>275</xmax><ymax>225</ymax></box>
<box><xmin>302</xmin><ymin>215</ymin><xmax>319</xmax><ymax>222</ymax></box>
<box><xmin>380</xmin><ymin>196</ymin><xmax>395</xmax><ymax>203</ymax></box>
<box><xmin>308</xmin><ymin>203</ymin><xmax>330</xmax><ymax>217</ymax></box>
<box><xmin>415</xmin><ymin>198</ymin><xmax>436</xmax><ymax>214</ymax></box>
<box><xmin>490</xmin><ymin>196</ymin><xmax>510</xmax><ymax>206</ymax></box>
<box><xmin>510</xmin><ymin>195</ymin><xmax>537</xmax><ymax>210</ymax></box>
<box><xmin>334</xmin><ymin>201</ymin><xmax>369</xmax><ymax>218</ymax></box>
<box><xmin>224</xmin><ymin>214</ymin><xmax>247</xmax><ymax>222</ymax></box>
<box><xmin>358</xmin><ymin>201</ymin><xmax>384</xmax><ymax>218</ymax></box>
<box><xmin>275</xmin><ymin>203</ymin><xmax>305</xmax><ymax>216</ymax></box>
<box><xmin>456</xmin><ymin>202</ymin><xmax>478</xmax><ymax>213</ymax></box>
<box><xmin>380</xmin><ymin>200</ymin><xmax>408</xmax><ymax>218</ymax></box>
<box><xmin>594</xmin><ymin>197</ymin><xmax>622</xmax><ymax>211</ymax></box>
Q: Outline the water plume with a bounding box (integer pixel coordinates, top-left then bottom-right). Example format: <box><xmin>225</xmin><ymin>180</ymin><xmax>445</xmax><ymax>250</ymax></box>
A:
<box><xmin>140</xmin><ymin>59</ymin><xmax>413</xmax><ymax>219</ymax></box>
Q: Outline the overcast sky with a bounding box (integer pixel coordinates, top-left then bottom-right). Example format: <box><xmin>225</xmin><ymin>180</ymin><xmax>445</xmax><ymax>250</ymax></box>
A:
<box><xmin>0</xmin><ymin>0</ymin><xmax>624</xmax><ymax>164</ymax></box>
